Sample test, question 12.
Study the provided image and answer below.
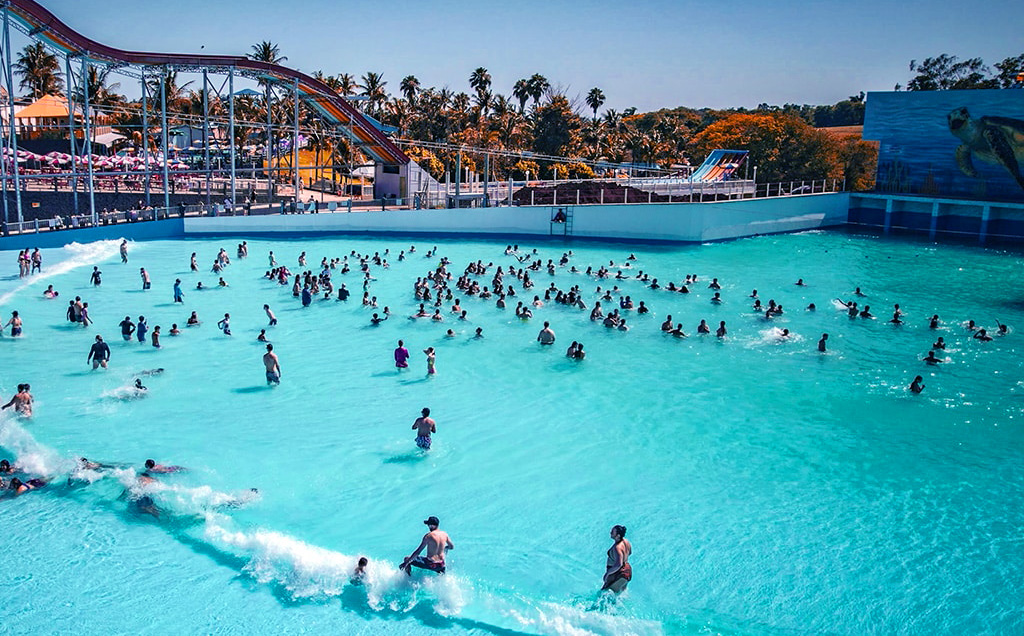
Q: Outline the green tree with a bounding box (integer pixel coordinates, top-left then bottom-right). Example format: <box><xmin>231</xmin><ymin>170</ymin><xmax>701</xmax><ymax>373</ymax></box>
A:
<box><xmin>248</xmin><ymin>41</ymin><xmax>287</xmax><ymax>87</ymax></box>
<box><xmin>400</xmin><ymin>75</ymin><xmax>420</xmax><ymax>105</ymax></box>
<box><xmin>585</xmin><ymin>88</ymin><xmax>605</xmax><ymax>120</ymax></box>
<box><xmin>359</xmin><ymin>72</ymin><xmax>388</xmax><ymax>118</ymax></box>
<box><xmin>14</xmin><ymin>42</ymin><xmax>63</xmax><ymax>98</ymax></box>
<box><xmin>689</xmin><ymin>112</ymin><xmax>837</xmax><ymax>182</ymax></box>
<box><xmin>469</xmin><ymin>67</ymin><xmax>491</xmax><ymax>96</ymax></box>
<box><xmin>907</xmin><ymin>55</ymin><xmax>998</xmax><ymax>91</ymax></box>
<box><xmin>994</xmin><ymin>54</ymin><xmax>1024</xmax><ymax>88</ymax></box>
<box><xmin>336</xmin><ymin>73</ymin><xmax>358</xmax><ymax>96</ymax></box>
<box><xmin>527</xmin><ymin>74</ymin><xmax>550</xmax><ymax>107</ymax></box>
<box><xmin>512</xmin><ymin>79</ymin><xmax>530</xmax><ymax>112</ymax></box>
<box><xmin>532</xmin><ymin>94</ymin><xmax>581</xmax><ymax>157</ymax></box>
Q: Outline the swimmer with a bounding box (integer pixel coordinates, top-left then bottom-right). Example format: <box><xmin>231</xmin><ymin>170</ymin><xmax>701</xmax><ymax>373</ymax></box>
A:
<box><xmin>445</xmin><ymin>329</ymin><xmax>455</xmax><ymax>337</ymax></box>
<box><xmin>973</xmin><ymin>328</ymin><xmax>993</xmax><ymax>342</ymax></box>
<box><xmin>170</xmin><ymin>324</ymin><xmax>180</xmax><ymax>336</ymax></box>
<box><xmin>143</xmin><ymin>459</ymin><xmax>184</xmax><ymax>474</ymax></box>
<box><xmin>196</xmin><ymin>281</ymin><xmax>204</xmax><ymax>290</ymax></box>
<box><xmin>929</xmin><ymin>314</ymin><xmax>939</xmax><ymax>329</ymax></box>
<box><xmin>87</xmin><ymin>335</ymin><xmax>110</xmax><ymax>369</ymax></box>
<box><xmin>120</xmin><ymin>240</ymin><xmax>128</xmax><ymax>263</ymax></box>
<box><xmin>806</xmin><ymin>303</ymin><xmax>816</xmax><ymax>311</ymax></box>
<box><xmin>923</xmin><ymin>350</ymin><xmax>943</xmax><ymax>364</ymax></box>
<box><xmin>601</xmin><ymin>525</ymin><xmax>632</xmax><ymax>593</ymax></box>
<box><xmin>670</xmin><ymin>323</ymin><xmax>687</xmax><ymax>338</ymax></box>
<box><xmin>2</xmin><ymin>383</ymin><xmax>33</xmax><ymax>416</ymax></box>
<box><xmin>370</xmin><ymin>313</ymin><xmax>387</xmax><ymax>325</ymax></box>
<box><xmin>217</xmin><ymin>313</ymin><xmax>232</xmax><ymax>336</ymax></box>
<box><xmin>151</xmin><ymin>326</ymin><xmax>161</xmax><ymax>348</ymax></box>
<box><xmin>661</xmin><ymin>316</ymin><xmax>674</xmax><ymax>332</ymax></box>
<box><xmin>412</xmin><ymin>407</ymin><xmax>436</xmax><ymax>450</ymax></box>
<box><xmin>697</xmin><ymin>319</ymin><xmax>710</xmax><ymax>334</ymax></box>
<box><xmin>910</xmin><ymin>375</ymin><xmax>925</xmax><ymax>394</ymax></box>
<box><xmin>566</xmin><ymin>341</ymin><xmax>579</xmax><ymax>357</ymax></box>
<box><xmin>90</xmin><ymin>266</ymin><xmax>102</xmax><ymax>286</ymax></box>
<box><xmin>264</xmin><ymin>304</ymin><xmax>277</xmax><ymax>326</ymax></box>
<box><xmin>263</xmin><ymin>344</ymin><xmax>281</xmax><ymax>384</ymax></box>
<box><xmin>818</xmin><ymin>333</ymin><xmax>828</xmax><ymax>352</ymax></box>
<box><xmin>637</xmin><ymin>301</ymin><xmax>649</xmax><ymax>314</ymax></box>
<box><xmin>187</xmin><ymin>311</ymin><xmax>200</xmax><ymax>326</ymax></box>
<box><xmin>716</xmin><ymin>321</ymin><xmax>727</xmax><ymax>338</ymax></box>
<box><xmin>0</xmin><ymin>459</ymin><xmax>13</xmax><ymax>474</ymax></box>
<box><xmin>710</xmin><ymin>292</ymin><xmax>722</xmax><ymax>304</ymax></box>
<box><xmin>537</xmin><ymin>321</ymin><xmax>556</xmax><ymax>345</ymax></box>
<box><xmin>257</xmin><ymin>329</ymin><xmax>268</xmax><ymax>342</ymax></box>
<box><xmin>795</xmin><ymin>278</ymin><xmax>805</xmax><ymax>286</ymax></box>
<box><xmin>43</xmin><ymin>284</ymin><xmax>58</xmax><ymax>298</ymax></box>
<box><xmin>859</xmin><ymin>305</ymin><xmax>873</xmax><ymax>319</ymax></box>
<box><xmin>134</xmin><ymin>379</ymin><xmax>147</xmax><ymax>391</ymax></box>
<box><xmin>932</xmin><ymin>337</ymin><xmax>945</xmax><ymax>349</ymax></box>
<box><xmin>8</xmin><ymin>477</ymin><xmax>46</xmax><ymax>495</ymax></box>
<box><xmin>400</xmin><ymin>515</ymin><xmax>452</xmax><ymax>576</ymax></box>
<box><xmin>473</xmin><ymin>327</ymin><xmax>483</xmax><ymax>339</ymax></box>
<box><xmin>173</xmin><ymin>279</ymin><xmax>183</xmax><ymax>303</ymax></box>
<box><xmin>394</xmin><ymin>340</ymin><xmax>410</xmax><ymax>368</ymax></box>
<box><xmin>140</xmin><ymin>267</ymin><xmax>150</xmax><ymax>290</ymax></box>
<box><xmin>352</xmin><ymin>557</ymin><xmax>368</xmax><ymax>583</ymax></box>
<box><xmin>424</xmin><ymin>347</ymin><xmax>436</xmax><ymax>374</ymax></box>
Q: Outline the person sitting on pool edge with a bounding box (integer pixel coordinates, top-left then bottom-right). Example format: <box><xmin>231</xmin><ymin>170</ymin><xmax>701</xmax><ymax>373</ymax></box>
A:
<box><xmin>400</xmin><ymin>515</ymin><xmax>453</xmax><ymax>576</ymax></box>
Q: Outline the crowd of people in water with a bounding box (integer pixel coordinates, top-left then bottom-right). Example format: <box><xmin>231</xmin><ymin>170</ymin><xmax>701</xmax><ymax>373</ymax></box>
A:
<box><xmin>2</xmin><ymin>236</ymin><xmax>1012</xmax><ymax>596</ymax></box>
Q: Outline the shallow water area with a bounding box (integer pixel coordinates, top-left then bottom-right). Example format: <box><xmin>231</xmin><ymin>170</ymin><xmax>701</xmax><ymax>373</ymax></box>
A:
<box><xmin>2</xmin><ymin>230</ymin><xmax>1024</xmax><ymax>635</ymax></box>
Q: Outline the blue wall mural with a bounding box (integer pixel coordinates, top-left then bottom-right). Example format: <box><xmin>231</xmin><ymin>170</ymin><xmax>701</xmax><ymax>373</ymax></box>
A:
<box><xmin>864</xmin><ymin>89</ymin><xmax>1024</xmax><ymax>202</ymax></box>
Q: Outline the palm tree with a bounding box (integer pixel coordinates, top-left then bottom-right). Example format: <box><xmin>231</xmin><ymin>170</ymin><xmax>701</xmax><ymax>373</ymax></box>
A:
<box><xmin>248</xmin><ymin>41</ymin><xmax>287</xmax><ymax>67</ymax></box>
<box><xmin>400</xmin><ymin>75</ymin><xmax>420</xmax><ymax>105</ymax></box>
<box><xmin>585</xmin><ymin>88</ymin><xmax>605</xmax><ymax>121</ymax></box>
<box><xmin>469</xmin><ymin>67</ymin><xmax>492</xmax><ymax>96</ymax></box>
<box><xmin>527</xmin><ymin>74</ymin><xmax>549</xmax><ymax>107</ymax></box>
<box><xmin>512</xmin><ymin>79</ymin><xmax>530</xmax><ymax>112</ymax></box>
<box><xmin>75</xmin><ymin>65</ymin><xmax>122</xmax><ymax>108</ymax></box>
<box><xmin>145</xmin><ymin>69</ymin><xmax>193</xmax><ymax>115</ymax></box>
<box><xmin>359</xmin><ymin>72</ymin><xmax>388</xmax><ymax>117</ymax></box>
<box><xmin>336</xmin><ymin>73</ymin><xmax>357</xmax><ymax>96</ymax></box>
<box><xmin>14</xmin><ymin>42</ymin><xmax>63</xmax><ymax>99</ymax></box>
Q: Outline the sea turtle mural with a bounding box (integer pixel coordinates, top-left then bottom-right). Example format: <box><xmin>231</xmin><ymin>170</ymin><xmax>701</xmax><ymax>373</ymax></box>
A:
<box><xmin>948</xmin><ymin>107</ymin><xmax>1024</xmax><ymax>191</ymax></box>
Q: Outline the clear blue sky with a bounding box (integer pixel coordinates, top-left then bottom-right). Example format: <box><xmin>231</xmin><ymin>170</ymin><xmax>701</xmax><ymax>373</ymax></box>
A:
<box><xmin>33</xmin><ymin>0</ymin><xmax>1024</xmax><ymax>112</ymax></box>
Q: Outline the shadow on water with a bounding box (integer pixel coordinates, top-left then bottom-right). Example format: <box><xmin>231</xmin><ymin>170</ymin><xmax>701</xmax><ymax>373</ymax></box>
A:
<box><xmin>231</xmin><ymin>385</ymin><xmax>274</xmax><ymax>394</ymax></box>
<box><xmin>383</xmin><ymin>451</ymin><xmax>428</xmax><ymax>465</ymax></box>
<box><xmin>399</xmin><ymin>377</ymin><xmax>432</xmax><ymax>386</ymax></box>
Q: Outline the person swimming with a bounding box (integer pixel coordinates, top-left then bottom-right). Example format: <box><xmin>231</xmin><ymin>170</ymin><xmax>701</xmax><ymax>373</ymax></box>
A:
<box><xmin>910</xmin><ymin>375</ymin><xmax>925</xmax><ymax>394</ymax></box>
<box><xmin>923</xmin><ymin>350</ymin><xmax>944</xmax><ymax>364</ymax></box>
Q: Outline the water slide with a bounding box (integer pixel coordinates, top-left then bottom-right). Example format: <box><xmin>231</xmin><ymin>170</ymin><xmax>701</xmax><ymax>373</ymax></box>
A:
<box><xmin>5</xmin><ymin>0</ymin><xmax>409</xmax><ymax>166</ymax></box>
<box><xmin>689</xmin><ymin>149</ymin><xmax>748</xmax><ymax>182</ymax></box>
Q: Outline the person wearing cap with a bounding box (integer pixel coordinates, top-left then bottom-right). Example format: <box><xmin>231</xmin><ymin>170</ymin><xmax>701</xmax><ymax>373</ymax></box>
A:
<box><xmin>400</xmin><ymin>516</ymin><xmax>453</xmax><ymax>576</ymax></box>
<box><xmin>412</xmin><ymin>407</ymin><xmax>435</xmax><ymax>450</ymax></box>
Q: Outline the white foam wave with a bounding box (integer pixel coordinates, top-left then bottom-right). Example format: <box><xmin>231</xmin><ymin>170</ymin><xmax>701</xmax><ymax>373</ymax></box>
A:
<box><xmin>101</xmin><ymin>385</ymin><xmax>149</xmax><ymax>401</ymax></box>
<box><xmin>0</xmin><ymin>413</ymin><xmax>68</xmax><ymax>477</ymax></box>
<box><xmin>0</xmin><ymin>239</ymin><xmax>123</xmax><ymax>304</ymax></box>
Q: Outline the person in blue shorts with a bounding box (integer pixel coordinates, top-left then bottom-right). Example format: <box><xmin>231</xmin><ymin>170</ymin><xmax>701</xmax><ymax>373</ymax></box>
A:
<box><xmin>412</xmin><ymin>407</ymin><xmax>435</xmax><ymax>450</ymax></box>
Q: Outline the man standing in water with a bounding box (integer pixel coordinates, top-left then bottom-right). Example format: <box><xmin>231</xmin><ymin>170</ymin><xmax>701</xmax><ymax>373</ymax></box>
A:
<box><xmin>412</xmin><ymin>407</ymin><xmax>435</xmax><ymax>450</ymax></box>
<box><xmin>537</xmin><ymin>321</ymin><xmax>556</xmax><ymax>345</ymax></box>
<box><xmin>88</xmin><ymin>335</ymin><xmax>110</xmax><ymax>369</ymax></box>
<box><xmin>120</xmin><ymin>240</ymin><xmax>128</xmax><ymax>263</ymax></box>
<box><xmin>602</xmin><ymin>525</ymin><xmax>632</xmax><ymax>593</ymax></box>
<box><xmin>263</xmin><ymin>344</ymin><xmax>281</xmax><ymax>384</ymax></box>
<box><xmin>400</xmin><ymin>516</ymin><xmax>453</xmax><ymax>576</ymax></box>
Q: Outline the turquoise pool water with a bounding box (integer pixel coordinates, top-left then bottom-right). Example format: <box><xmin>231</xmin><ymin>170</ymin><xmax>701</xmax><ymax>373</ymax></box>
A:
<box><xmin>2</xmin><ymin>230</ymin><xmax>1023</xmax><ymax>635</ymax></box>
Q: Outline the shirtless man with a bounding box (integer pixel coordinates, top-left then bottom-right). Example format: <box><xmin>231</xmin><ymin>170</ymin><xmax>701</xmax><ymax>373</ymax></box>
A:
<box><xmin>537</xmin><ymin>321</ymin><xmax>556</xmax><ymax>345</ymax></box>
<box><xmin>412</xmin><ymin>407</ymin><xmax>436</xmax><ymax>450</ymax></box>
<box><xmin>400</xmin><ymin>516</ymin><xmax>453</xmax><ymax>576</ymax></box>
<box><xmin>2</xmin><ymin>383</ymin><xmax>33</xmax><ymax>416</ymax></box>
<box><xmin>140</xmin><ymin>267</ymin><xmax>151</xmax><ymax>290</ymax></box>
<box><xmin>120</xmin><ymin>240</ymin><xmax>128</xmax><ymax>263</ymax></box>
<box><xmin>263</xmin><ymin>344</ymin><xmax>281</xmax><ymax>384</ymax></box>
<box><xmin>602</xmin><ymin>525</ymin><xmax>633</xmax><ymax>593</ymax></box>
<box><xmin>264</xmin><ymin>304</ymin><xmax>277</xmax><ymax>326</ymax></box>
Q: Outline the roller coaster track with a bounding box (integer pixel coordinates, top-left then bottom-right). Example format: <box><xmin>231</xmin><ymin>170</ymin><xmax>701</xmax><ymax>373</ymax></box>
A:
<box><xmin>4</xmin><ymin>0</ymin><xmax>409</xmax><ymax>165</ymax></box>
